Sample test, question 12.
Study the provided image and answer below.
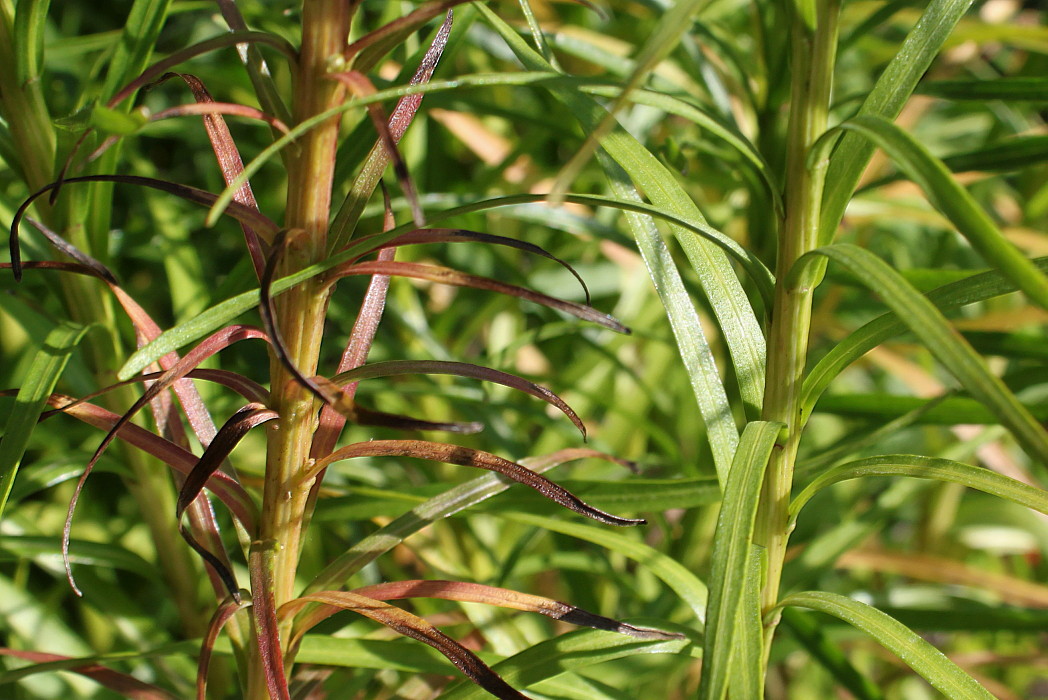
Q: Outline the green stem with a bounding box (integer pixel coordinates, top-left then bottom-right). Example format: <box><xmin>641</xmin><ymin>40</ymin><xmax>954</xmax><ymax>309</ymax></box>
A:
<box><xmin>754</xmin><ymin>0</ymin><xmax>840</xmax><ymax>660</ymax></box>
<box><xmin>250</xmin><ymin>1</ymin><xmax>350</xmax><ymax>695</ymax></box>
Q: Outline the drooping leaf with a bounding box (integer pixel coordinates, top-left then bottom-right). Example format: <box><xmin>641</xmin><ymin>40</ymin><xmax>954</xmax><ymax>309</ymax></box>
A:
<box><xmin>43</xmin><ymin>395</ymin><xmax>256</xmax><ymax>530</ymax></box>
<box><xmin>341</xmin><ymin>580</ymin><xmax>682</xmax><ymax>640</ymax></box>
<box><xmin>800</xmin><ymin>257</ymin><xmax>1048</xmax><ymax>419</ymax></box>
<box><xmin>797</xmin><ymin>244</ymin><xmax>1048</xmax><ymax>468</ymax></box>
<box><xmin>823</xmin><ymin>115</ymin><xmax>1048</xmax><ymax>309</ymax></box>
<box><xmin>176</xmin><ymin>403</ymin><xmax>278</xmax><ymax>600</ymax></box>
<box><xmin>305</xmin><ymin>448</ymin><xmax>633</xmax><ymax>593</ymax></box>
<box><xmin>820</xmin><ymin>0</ymin><xmax>976</xmax><ymax>240</ymax></box>
<box><xmin>323</xmin><ymin>259</ymin><xmax>628</xmax><ymax>333</ymax></box>
<box><xmin>438</xmin><ymin>626</ymin><xmax>694</xmax><ymax>700</ymax></box>
<box><xmin>11</xmin><ymin>175</ymin><xmax>278</xmax><ymax>280</ymax></box>
<box><xmin>280</xmin><ymin>590</ymin><xmax>527</xmax><ymax>699</ymax></box>
<box><xmin>306</xmin><ymin>440</ymin><xmax>643</xmax><ymax>527</ymax></box>
<box><xmin>777</xmin><ymin>592</ymin><xmax>994</xmax><ymax>699</ymax></box>
<box><xmin>789</xmin><ymin>454</ymin><xmax>1048</xmax><ymax>525</ymax></box>
<box><xmin>332</xmin><ymin>360</ymin><xmax>586</xmax><ymax>438</ymax></box>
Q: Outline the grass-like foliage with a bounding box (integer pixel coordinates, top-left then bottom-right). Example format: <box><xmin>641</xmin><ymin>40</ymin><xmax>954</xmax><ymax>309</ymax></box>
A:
<box><xmin>1</xmin><ymin>0</ymin><xmax>1046</xmax><ymax>697</ymax></box>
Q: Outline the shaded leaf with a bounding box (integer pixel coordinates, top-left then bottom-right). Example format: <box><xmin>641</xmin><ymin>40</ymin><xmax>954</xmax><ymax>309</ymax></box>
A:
<box><xmin>0</xmin><ymin>320</ymin><xmax>93</xmax><ymax>520</ymax></box>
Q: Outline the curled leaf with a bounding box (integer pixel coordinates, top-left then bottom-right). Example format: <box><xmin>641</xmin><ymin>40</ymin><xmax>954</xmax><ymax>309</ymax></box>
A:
<box><xmin>11</xmin><ymin>175</ymin><xmax>279</xmax><ymax>280</ymax></box>
<box><xmin>177</xmin><ymin>404</ymin><xmax>278</xmax><ymax>600</ymax></box>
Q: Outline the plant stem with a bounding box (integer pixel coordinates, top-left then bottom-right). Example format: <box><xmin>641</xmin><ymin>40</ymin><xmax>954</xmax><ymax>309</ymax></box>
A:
<box><xmin>754</xmin><ymin>0</ymin><xmax>840</xmax><ymax>657</ymax></box>
<box><xmin>253</xmin><ymin>1</ymin><xmax>350</xmax><ymax>693</ymax></box>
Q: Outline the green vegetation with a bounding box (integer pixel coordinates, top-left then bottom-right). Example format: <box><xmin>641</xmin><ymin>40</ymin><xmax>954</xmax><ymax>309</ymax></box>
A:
<box><xmin>2</xmin><ymin>0</ymin><xmax>1047</xmax><ymax>697</ymax></box>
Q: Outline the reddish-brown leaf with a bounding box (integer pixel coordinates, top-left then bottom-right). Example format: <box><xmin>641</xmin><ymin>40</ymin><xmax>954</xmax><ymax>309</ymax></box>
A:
<box><xmin>43</xmin><ymin>395</ymin><xmax>256</xmax><ymax>530</ymax></box>
<box><xmin>197</xmin><ymin>596</ymin><xmax>250</xmax><ymax>700</ymax></box>
<box><xmin>306</xmin><ymin>440</ymin><xmax>643</xmax><ymax>526</ymax></box>
<box><xmin>177</xmin><ymin>403</ymin><xmax>278</xmax><ymax>600</ymax></box>
<box><xmin>10</xmin><ymin>175</ymin><xmax>278</xmax><ymax>280</ymax></box>
<box><xmin>349</xmin><ymin>580</ymin><xmax>683</xmax><ymax>640</ymax></box>
<box><xmin>280</xmin><ymin>591</ymin><xmax>527</xmax><ymax>700</ymax></box>
<box><xmin>330</xmin><ymin>71</ymin><xmax>424</xmax><ymax>227</ymax></box>
<box><xmin>332</xmin><ymin>359</ymin><xmax>586</xmax><ymax>438</ymax></box>
<box><xmin>357</xmin><ymin>227</ymin><xmax>591</xmax><ymax>304</ymax></box>
<box><xmin>324</xmin><ymin>260</ymin><xmax>629</xmax><ymax>333</ymax></box>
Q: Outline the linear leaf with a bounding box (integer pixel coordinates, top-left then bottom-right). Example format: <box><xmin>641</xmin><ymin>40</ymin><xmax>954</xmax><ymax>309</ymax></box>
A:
<box><xmin>479</xmin><ymin>3</ymin><xmax>766</xmax><ymax>428</ymax></box>
<box><xmin>820</xmin><ymin>0</ymin><xmax>975</xmax><ymax>241</ymax></box>
<box><xmin>799</xmin><ymin>244</ymin><xmax>1048</xmax><ymax>468</ymax></box>
<box><xmin>699</xmin><ymin>421</ymin><xmax>781</xmax><ymax>700</ymax></box>
<box><xmin>801</xmin><ymin>257</ymin><xmax>1048</xmax><ymax>418</ymax></box>
<box><xmin>827</xmin><ymin>114</ymin><xmax>1048</xmax><ymax>308</ymax></box>
<box><xmin>438</xmin><ymin>626</ymin><xmax>693</xmax><ymax>700</ymax></box>
<box><xmin>778</xmin><ymin>591</ymin><xmax>994</xmax><ymax>699</ymax></box>
<box><xmin>304</xmin><ymin>449</ymin><xmax>648</xmax><ymax>594</ymax></box>
<box><xmin>790</xmin><ymin>454</ymin><xmax>1048</xmax><ymax>524</ymax></box>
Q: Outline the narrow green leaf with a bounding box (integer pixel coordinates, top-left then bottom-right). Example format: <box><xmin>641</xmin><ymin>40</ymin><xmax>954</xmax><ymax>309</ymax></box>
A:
<box><xmin>499</xmin><ymin>512</ymin><xmax>709</xmax><ymax>627</ymax></box>
<box><xmin>778</xmin><ymin>591</ymin><xmax>994</xmax><ymax>699</ymax></box>
<box><xmin>699</xmin><ymin>421</ymin><xmax>781</xmax><ymax>700</ymax></box>
<box><xmin>730</xmin><ymin>547</ymin><xmax>765</xmax><ymax>700</ymax></box>
<box><xmin>798</xmin><ymin>244</ymin><xmax>1048</xmax><ymax>468</ymax></box>
<box><xmin>600</xmin><ymin>155</ymin><xmax>738</xmax><ymax>482</ymax></box>
<box><xmin>801</xmin><ymin>257</ymin><xmax>1048</xmax><ymax>418</ymax></box>
<box><xmin>790</xmin><ymin>454</ymin><xmax>1048</xmax><ymax>524</ymax></box>
<box><xmin>0</xmin><ymin>320</ymin><xmax>93</xmax><ymax>519</ymax></box>
<box><xmin>439</xmin><ymin>626</ymin><xmax>695</xmax><ymax>700</ymax></box>
<box><xmin>827</xmin><ymin>115</ymin><xmax>1048</xmax><ymax>309</ymax></box>
<box><xmin>479</xmin><ymin>3</ymin><xmax>766</xmax><ymax>425</ymax></box>
<box><xmin>820</xmin><ymin>0</ymin><xmax>975</xmax><ymax>241</ymax></box>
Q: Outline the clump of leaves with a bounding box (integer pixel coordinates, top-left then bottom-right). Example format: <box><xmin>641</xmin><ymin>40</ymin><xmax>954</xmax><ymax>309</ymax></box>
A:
<box><xmin>2</xmin><ymin>3</ymin><xmax>683</xmax><ymax>698</ymax></box>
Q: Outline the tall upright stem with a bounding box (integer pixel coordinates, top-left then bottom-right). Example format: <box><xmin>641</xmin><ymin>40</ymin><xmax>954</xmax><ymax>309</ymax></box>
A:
<box><xmin>255</xmin><ymin>0</ymin><xmax>349</xmax><ymax>684</ymax></box>
<box><xmin>754</xmin><ymin>0</ymin><xmax>839</xmax><ymax>651</ymax></box>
